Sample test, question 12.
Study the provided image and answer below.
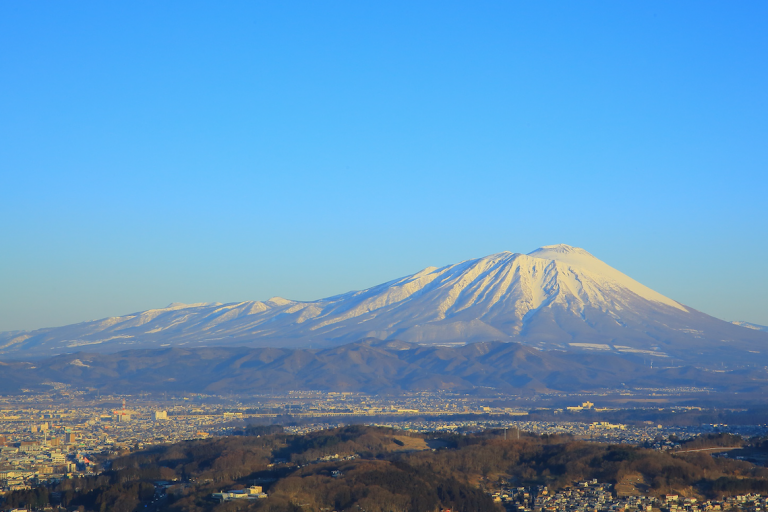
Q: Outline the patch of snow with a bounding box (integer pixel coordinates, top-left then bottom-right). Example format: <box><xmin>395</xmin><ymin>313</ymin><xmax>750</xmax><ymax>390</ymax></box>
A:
<box><xmin>267</xmin><ymin>297</ymin><xmax>294</xmax><ymax>306</ymax></box>
<box><xmin>732</xmin><ymin>321</ymin><xmax>768</xmax><ymax>332</ymax></box>
<box><xmin>65</xmin><ymin>340</ymin><xmax>106</xmax><ymax>347</ymax></box>
<box><xmin>569</xmin><ymin>343</ymin><xmax>612</xmax><ymax>350</ymax></box>
<box><xmin>614</xmin><ymin>347</ymin><xmax>669</xmax><ymax>357</ymax></box>
<box><xmin>166</xmin><ymin>302</ymin><xmax>221</xmax><ymax>309</ymax></box>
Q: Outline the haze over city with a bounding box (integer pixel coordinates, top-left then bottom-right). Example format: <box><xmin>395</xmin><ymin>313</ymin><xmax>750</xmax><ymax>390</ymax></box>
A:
<box><xmin>1</xmin><ymin>2</ymin><xmax>767</xmax><ymax>334</ymax></box>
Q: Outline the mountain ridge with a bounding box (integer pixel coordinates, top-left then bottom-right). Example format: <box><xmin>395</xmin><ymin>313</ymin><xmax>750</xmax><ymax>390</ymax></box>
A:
<box><xmin>2</xmin><ymin>244</ymin><xmax>766</xmax><ymax>365</ymax></box>
<box><xmin>733</xmin><ymin>321</ymin><xmax>768</xmax><ymax>332</ymax></box>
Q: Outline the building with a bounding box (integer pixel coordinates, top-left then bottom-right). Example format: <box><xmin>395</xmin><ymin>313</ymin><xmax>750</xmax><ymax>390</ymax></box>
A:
<box><xmin>567</xmin><ymin>401</ymin><xmax>595</xmax><ymax>412</ymax></box>
<box><xmin>589</xmin><ymin>421</ymin><xmax>626</xmax><ymax>430</ymax></box>
<box><xmin>212</xmin><ymin>486</ymin><xmax>267</xmax><ymax>502</ymax></box>
<box><xmin>19</xmin><ymin>441</ymin><xmax>41</xmax><ymax>453</ymax></box>
<box><xmin>65</xmin><ymin>433</ymin><xmax>77</xmax><ymax>444</ymax></box>
<box><xmin>114</xmin><ymin>399</ymin><xmax>132</xmax><ymax>422</ymax></box>
<box><xmin>154</xmin><ymin>410</ymin><xmax>168</xmax><ymax>420</ymax></box>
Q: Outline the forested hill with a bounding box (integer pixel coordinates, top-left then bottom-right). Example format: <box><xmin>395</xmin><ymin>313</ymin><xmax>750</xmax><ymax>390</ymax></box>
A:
<box><xmin>4</xmin><ymin>426</ymin><xmax>768</xmax><ymax>512</ymax></box>
<box><xmin>2</xmin><ymin>339</ymin><xmax>767</xmax><ymax>395</ymax></box>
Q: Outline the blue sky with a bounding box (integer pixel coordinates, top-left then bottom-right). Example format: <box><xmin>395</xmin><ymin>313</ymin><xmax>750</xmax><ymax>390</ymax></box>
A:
<box><xmin>1</xmin><ymin>1</ymin><xmax>767</xmax><ymax>331</ymax></box>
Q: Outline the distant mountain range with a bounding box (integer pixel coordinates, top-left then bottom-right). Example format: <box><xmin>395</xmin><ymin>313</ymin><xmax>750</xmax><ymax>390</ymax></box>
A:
<box><xmin>732</xmin><ymin>321</ymin><xmax>768</xmax><ymax>332</ymax></box>
<box><xmin>1</xmin><ymin>339</ymin><xmax>765</xmax><ymax>395</ymax></box>
<box><xmin>2</xmin><ymin>244</ymin><xmax>766</xmax><ymax>366</ymax></box>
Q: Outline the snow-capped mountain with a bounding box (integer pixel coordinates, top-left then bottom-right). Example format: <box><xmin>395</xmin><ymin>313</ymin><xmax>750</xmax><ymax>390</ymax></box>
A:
<box><xmin>2</xmin><ymin>244</ymin><xmax>766</xmax><ymax>364</ymax></box>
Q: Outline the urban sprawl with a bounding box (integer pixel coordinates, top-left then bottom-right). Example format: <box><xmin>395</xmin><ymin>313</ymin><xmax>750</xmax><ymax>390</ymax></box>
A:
<box><xmin>1</xmin><ymin>390</ymin><xmax>767</xmax><ymax>509</ymax></box>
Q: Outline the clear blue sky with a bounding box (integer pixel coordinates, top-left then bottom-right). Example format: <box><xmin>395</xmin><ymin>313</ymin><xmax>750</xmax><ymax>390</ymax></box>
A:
<box><xmin>1</xmin><ymin>1</ymin><xmax>767</xmax><ymax>332</ymax></box>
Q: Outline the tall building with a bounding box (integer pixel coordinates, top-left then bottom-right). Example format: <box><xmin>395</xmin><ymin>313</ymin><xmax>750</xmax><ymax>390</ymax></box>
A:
<box><xmin>65</xmin><ymin>433</ymin><xmax>77</xmax><ymax>444</ymax></box>
<box><xmin>154</xmin><ymin>410</ymin><xmax>168</xmax><ymax>420</ymax></box>
<box><xmin>113</xmin><ymin>398</ymin><xmax>132</xmax><ymax>422</ymax></box>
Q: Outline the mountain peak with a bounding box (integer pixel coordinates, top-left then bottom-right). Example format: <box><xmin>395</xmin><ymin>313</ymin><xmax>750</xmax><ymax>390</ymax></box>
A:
<box><xmin>165</xmin><ymin>302</ymin><xmax>221</xmax><ymax>310</ymax></box>
<box><xmin>528</xmin><ymin>244</ymin><xmax>595</xmax><ymax>259</ymax></box>
<box><xmin>9</xmin><ymin>243</ymin><xmax>767</xmax><ymax>363</ymax></box>
<box><xmin>526</xmin><ymin>244</ymin><xmax>686</xmax><ymax>312</ymax></box>
<box><xmin>267</xmin><ymin>297</ymin><xmax>293</xmax><ymax>306</ymax></box>
<box><xmin>538</xmin><ymin>243</ymin><xmax>583</xmax><ymax>252</ymax></box>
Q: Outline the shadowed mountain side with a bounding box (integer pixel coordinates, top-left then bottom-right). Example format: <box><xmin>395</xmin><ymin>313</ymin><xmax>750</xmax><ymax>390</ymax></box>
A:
<box><xmin>0</xmin><ymin>339</ymin><xmax>766</xmax><ymax>395</ymax></box>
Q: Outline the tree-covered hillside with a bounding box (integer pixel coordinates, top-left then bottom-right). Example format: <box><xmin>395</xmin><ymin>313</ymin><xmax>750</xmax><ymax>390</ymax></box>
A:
<box><xmin>3</xmin><ymin>426</ymin><xmax>768</xmax><ymax>512</ymax></box>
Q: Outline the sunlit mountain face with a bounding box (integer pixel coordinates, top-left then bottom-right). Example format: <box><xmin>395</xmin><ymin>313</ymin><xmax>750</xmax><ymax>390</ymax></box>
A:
<box><xmin>2</xmin><ymin>244</ymin><xmax>766</xmax><ymax>366</ymax></box>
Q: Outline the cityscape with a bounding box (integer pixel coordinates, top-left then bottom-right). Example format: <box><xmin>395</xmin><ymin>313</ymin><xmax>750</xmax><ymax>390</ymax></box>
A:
<box><xmin>2</xmin><ymin>389</ymin><xmax>767</xmax><ymax>500</ymax></box>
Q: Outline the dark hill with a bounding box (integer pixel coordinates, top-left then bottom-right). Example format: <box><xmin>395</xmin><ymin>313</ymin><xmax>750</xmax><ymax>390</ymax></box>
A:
<box><xmin>1</xmin><ymin>339</ymin><xmax>765</xmax><ymax>395</ymax></box>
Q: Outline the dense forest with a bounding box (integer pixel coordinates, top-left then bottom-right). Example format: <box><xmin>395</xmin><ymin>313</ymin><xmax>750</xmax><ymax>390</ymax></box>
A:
<box><xmin>3</xmin><ymin>426</ymin><xmax>768</xmax><ymax>512</ymax></box>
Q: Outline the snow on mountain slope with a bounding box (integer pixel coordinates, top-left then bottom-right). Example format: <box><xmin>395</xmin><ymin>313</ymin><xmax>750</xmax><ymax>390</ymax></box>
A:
<box><xmin>527</xmin><ymin>245</ymin><xmax>686</xmax><ymax>311</ymax></box>
<box><xmin>733</xmin><ymin>321</ymin><xmax>768</xmax><ymax>332</ymax></box>
<box><xmin>1</xmin><ymin>244</ymin><xmax>766</xmax><ymax>365</ymax></box>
